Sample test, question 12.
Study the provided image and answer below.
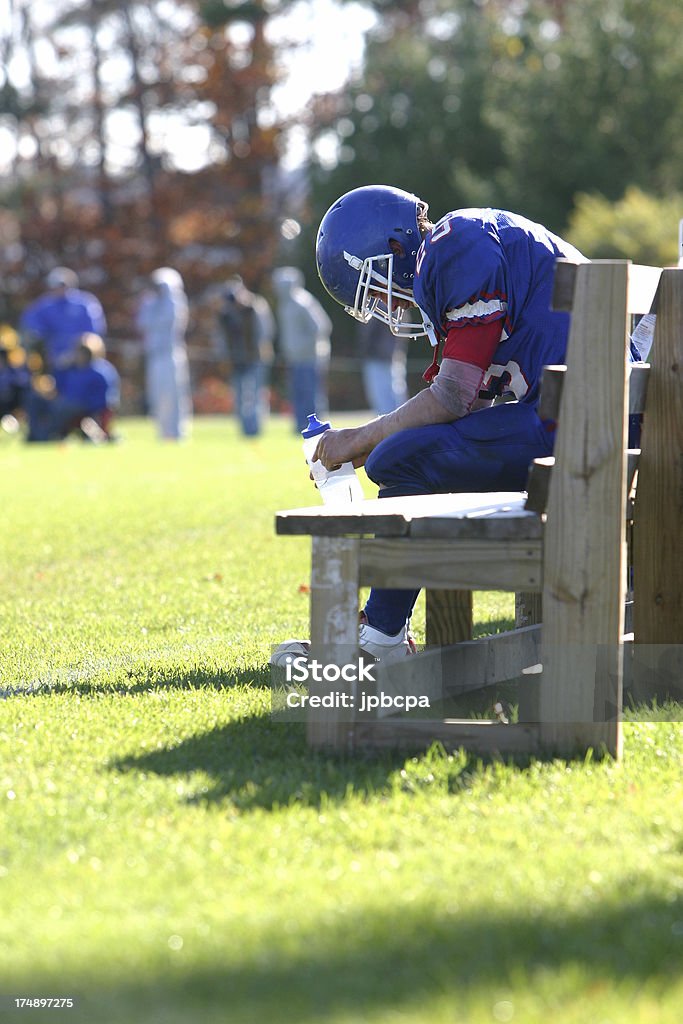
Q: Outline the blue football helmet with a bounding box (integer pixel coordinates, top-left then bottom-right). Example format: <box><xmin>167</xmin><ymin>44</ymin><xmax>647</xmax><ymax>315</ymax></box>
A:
<box><xmin>316</xmin><ymin>185</ymin><xmax>434</xmax><ymax>340</ymax></box>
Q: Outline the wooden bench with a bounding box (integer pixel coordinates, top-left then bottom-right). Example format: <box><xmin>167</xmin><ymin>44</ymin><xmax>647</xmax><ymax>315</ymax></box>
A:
<box><xmin>275</xmin><ymin>260</ymin><xmax>683</xmax><ymax>760</ymax></box>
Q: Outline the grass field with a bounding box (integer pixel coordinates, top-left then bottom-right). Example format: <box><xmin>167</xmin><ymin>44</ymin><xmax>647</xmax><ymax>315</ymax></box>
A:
<box><xmin>1</xmin><ymin>416</ymin><xmax>682</xmax><ymax>1024</ymax></box>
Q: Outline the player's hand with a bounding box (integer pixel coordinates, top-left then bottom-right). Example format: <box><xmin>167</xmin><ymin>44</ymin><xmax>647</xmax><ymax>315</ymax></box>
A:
<box><xmin>308</xmin><ymin>451</ymin><xmax>367</xmax><ymax>483</ymax></box>
<box><xmin>313</xmin><ymin>427</ymin><xmax>370</xmax><ymax>471</ymax></box>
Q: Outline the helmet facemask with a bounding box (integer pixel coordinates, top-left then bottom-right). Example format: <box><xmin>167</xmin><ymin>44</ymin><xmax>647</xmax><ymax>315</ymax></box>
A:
<box><xmin>343</xmin><ymin>251</ymin><xmax>423</xmax><ymax>338</ymax></box>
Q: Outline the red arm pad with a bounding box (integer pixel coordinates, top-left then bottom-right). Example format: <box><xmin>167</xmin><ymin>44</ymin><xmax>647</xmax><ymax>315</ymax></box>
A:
<box><xmin>442</xmin><ymin>319</ymin><xmax>503</xmax><ymax>370</ymax></box>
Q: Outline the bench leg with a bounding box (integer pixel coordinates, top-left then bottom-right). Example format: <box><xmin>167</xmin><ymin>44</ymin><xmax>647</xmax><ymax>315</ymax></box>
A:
<box><xmin>516</xmin><ymin>593</ymin><xmax>543</xmax><ymax>722</ymax></box>
<box><xmin>307</xmin><ymin>536</ymin><xmax>361</xmax><ymax>752</ymax></box>
<box><xmin>538</xmin><ymin>260</ymin><xmax>629</xmax><ymax>759</ymax></box>
<box><xmin>425</xmin><ymin>590</ymin><xmax>472</xmax><ymax>646</ymax></box>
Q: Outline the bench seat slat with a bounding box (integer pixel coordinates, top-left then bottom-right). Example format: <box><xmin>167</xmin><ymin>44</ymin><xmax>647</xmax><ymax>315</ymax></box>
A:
<box><xmin>276</xmin><ymin>491</ymin><xmax>541</xmax><ymax>540</ymax></box>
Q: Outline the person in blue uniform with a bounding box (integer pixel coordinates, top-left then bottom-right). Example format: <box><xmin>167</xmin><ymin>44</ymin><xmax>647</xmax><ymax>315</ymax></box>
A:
<box><xmin>19</xmin><ymin>268</ymin><xmax>107</xmax><ymax>389</ymax></box>
<box><xmin>78</xmin><ymin>333</ymin><xmax>121</xmax><ymax>437</ymax></box>
<box><xmin>25</xmin><ymin>338</ymin><xmax>118</xmax><ymax>442</ymax></box>
<box><xmin>311</xmin><ymin>185</ymin><xmax>591</xmax><ymax>659</ymax></box>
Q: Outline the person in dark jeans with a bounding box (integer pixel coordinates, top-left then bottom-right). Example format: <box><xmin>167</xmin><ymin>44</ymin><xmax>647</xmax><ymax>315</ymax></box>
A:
<box><xmin>217</xmin><ymin>277</ymin><xmax>274</xmax><ymax>437</ymax></box>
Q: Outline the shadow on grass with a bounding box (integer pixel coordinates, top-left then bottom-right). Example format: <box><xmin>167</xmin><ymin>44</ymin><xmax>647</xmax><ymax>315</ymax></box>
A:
<box><xmin>472</xmin><ymin>615</ymin><xmax>516</xmax><ymax>639</ymax></box>
<box><xmin>0</xmin><ymin>665</ymin><xmax>273</xmax><ymax>699</ymax></box>
<box><xmin>34</xmin><ymin>892</ymin><xmax>683</xmax><ymax>1024</ymax></box>
<box><xmin>111</xmin><ymin>709</ymin><xmax>408</xmax><ymax>810</ymax></box>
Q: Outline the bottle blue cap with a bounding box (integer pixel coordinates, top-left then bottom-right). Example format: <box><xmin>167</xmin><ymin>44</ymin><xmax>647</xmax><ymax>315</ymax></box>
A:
<box><xmin>301</xmin><ymin>413</ymin><xmax>331</xmax><ymax>439</ymax></box>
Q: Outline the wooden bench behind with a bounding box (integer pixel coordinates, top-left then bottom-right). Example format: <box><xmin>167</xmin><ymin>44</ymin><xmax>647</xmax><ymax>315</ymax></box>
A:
<box><xmin>275</xmin><ymin>261</ymin><xmax>683</xmax><ymax>760</ymax></box>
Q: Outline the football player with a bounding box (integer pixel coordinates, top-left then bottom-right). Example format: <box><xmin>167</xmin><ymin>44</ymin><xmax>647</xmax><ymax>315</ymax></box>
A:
<box><xmin>309</xmin><ymin>185</ymin><xmax>595</xmax><ymax>657</ymax></box>
<box><xmin>20</xmin><ymin>268</ymin><xmax>107</xmax><ymax>390</ymax></box>
<box><xmin>309</xmin><ymin>185</ymin><xmax>643</xmax><ymax>659</ymax></box>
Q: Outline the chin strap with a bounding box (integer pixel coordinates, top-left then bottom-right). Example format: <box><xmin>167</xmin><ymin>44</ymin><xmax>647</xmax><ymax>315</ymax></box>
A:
<box><xmin>418</xmin><ymin>306</ymin><xmax>438</xmax><ymax>348</ymax></box>
<box><xmin>422</xmin><ymin>337</ymin><xmax>442</xmax><ymax>382</ymax></box>
<box><xmin>418</xmin><ymin>305</ymin><xmax>441</xmax><ymax>381</ymax></box>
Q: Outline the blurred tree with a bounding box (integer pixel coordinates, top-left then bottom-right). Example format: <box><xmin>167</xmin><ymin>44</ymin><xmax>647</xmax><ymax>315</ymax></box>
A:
<box><xmin>486</xmin><ymin>0</ymin><xmax>683</xmax><ymax>230</ymax></box>
<box><xmin>296</xmin><ymin>0</ymin><xmax>683</xmax><ymax>406</ymax></box>
<box><xmin>296</xmin><ymin>0</ymin><xmax>513</xmax><ymax>388</ymax></box>
<box><xmin>305</xmin><ymin>0</ymin><xmax>503</xmax><ymax>229</ymax></box>
<box><xmin>304</xmin><ymin>0</ymin><xmax>683</xmax><ymax>233</ymax></box>
<box><xmin>566</xmin><ymin>187</ymin><xmax>682</xmax><ymax>265</ymax></box>
<box><xmin>0</xmin><ymin>0</ymin><xmax>290</xmax><ymax>411</ymax></box>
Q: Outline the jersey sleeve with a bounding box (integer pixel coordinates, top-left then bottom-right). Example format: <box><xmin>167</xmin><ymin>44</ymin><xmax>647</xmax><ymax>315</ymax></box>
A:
<box><xmin>415</xmin><ymin>212</ymin><xmax>510</xmax><ymax>339</ymax></box>
<box><xmin>83</xmin><ymin>294</ymin><xmax>107</xmax><ymax>337</ymax></box>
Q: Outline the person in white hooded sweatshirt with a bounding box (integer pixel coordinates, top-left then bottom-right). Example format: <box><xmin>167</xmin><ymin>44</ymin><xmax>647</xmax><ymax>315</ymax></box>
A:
<box><xmin>272</xmin><ymin>266</ymin><xmax>332</xmax><ymax>433</ymax></box>
<box><xmin>136</xmin><ymin>267</ymin><xmax>192</xmax><ymax>440</ymax></box>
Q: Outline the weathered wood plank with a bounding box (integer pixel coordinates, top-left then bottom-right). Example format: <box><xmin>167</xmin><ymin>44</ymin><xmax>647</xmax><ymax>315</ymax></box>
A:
<box><xmin>525</xmin><ymin>457</ymin><xmax>554</xmax><ymax>514</ymax></box>
<box><xmin>353</xmin><ymin>719</ymin><xmax>539</xmax><ymax>756</ymax></box>
<box><xmin>358</xmin><ymin>537</ymin><xmax>542</xmax><ymax>591</ymax></box>
<box><xmin>371</xmin><ymin>624</ymin><xmax>543</xmax><ymax>719</ymax></box>
<box><xmin>515</xmin><ymin>597</ymin><xmax>543</xmax><ymax>719</ymax></box>
<box><xmin>538</xmin><ymin>365</ymin><xmax>567</xmax><ymax>422</ymax></box>
<box><xmin>540</xmin><ymin>260</ymin><xmax>629</xmax><ymax>758</ymax></box>
<box><xmin>307</xmin><ymin>536</ymin><xmax>360</xmax><ymax>751</ymax></box>
<box><xmin>407</xmin><ymin>512</ymin><xmax>541</xmax><ymax>541</ymax></box>
<box><xmin>515</xmin><ymin>593</ymin><xmax>543</xmax><ymax>628</ymax></box>
<box><xmin>441</xmin><ymin>624</ymin><xmax>542</xmax><ymax>692</ymax></box>
<box><xmin>277</xmin><ymin>505</ymin><xmax>409</xmax><ymax>537</ymax></box>
<box><xmin>633</xmin><ymin>268</ymin><xmax>683</xmax><ymax>645</ymax></box>
<box><xmin>425</xmin><ymin>590</ymin><xmax>472</xmax><ymax>646</ymax></box>
<box><xmin>553</xmin><ymin>259</ymin><xmax>660</xmax><ymax>315</ymax></box>
<box><xmin>551</xmin><ymin>260</ymin><xmax>580</xmax><ymax>312</ymax></box>
<box><xmin>629</xmin><ymin>363</ymin><xmax>650</xmax><ymax>416</ymax></box>
<box><xmin>537</xmin><ymin>361</ymin><xmax>649</xmax><ymax>425</ymax></box>
<box><xmin>277</xmin><ymin>492</ymin><xmax>539</xmax><ymax>540</ymax></box>
<box><xmin>526</xmin><ymin>451</ymin><xmax>641</xmax><ymax>517</ymax></box>
<box><xmin>370</xmin><ymin>646</ymin><xmax>447</xmax><ymax>716</ymax></box>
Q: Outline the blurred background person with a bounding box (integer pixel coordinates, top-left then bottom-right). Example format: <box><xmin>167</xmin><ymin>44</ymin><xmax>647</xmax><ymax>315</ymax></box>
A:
<box><xmin>357</xmin><ymin>314</ymin><xmax>409</xmax><ymax>415</ymax></box>
<box><xmin>272</xmin><ymin>266</ymin><xmax>332</xmax><ymax>433</ymax></box>
<box><xmin>216</xmin><ymin>276</ymin><xmax>274</xmax><ymax>437</ymax></box>
<box><xmin>136</xmin><ymin>267</ymin><xmax>192</xmax><ymax>441</ymax></box>
<box><xmin>25</xmin><ymin>338</ymin><xmax>118</xmax><ymax>443</ymax></box>
<box><xmin>79</xmin><ymin>333</ymin><xmax>121</xmax><ymax>439</ymax></box>
<box><xmin>0</xmin><ymin>344</ymin><xmax>31</xmax><ymax>432</ymax></box>
<box><xmin>19</xmin><ymin>267</ymin><xmax>107</xmax><ymax>389</ymax></box>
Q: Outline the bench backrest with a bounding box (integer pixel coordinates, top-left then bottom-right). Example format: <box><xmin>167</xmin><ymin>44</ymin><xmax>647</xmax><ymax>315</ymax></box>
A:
<box><xmin>525</xmin><ymin>260</ymin><xmax>660</xmax><ymax>516</ymax></box>
<box><xmin>525</xmin><ymin>361</ymin><xmax>649</xmax><ymax>515</ymax></box>
<box><xmin>532</xmin><ymin>260</ymin><xmax>683</xmax><ymax>652</ymax></box>
<box><xmin>632</xmin><ymin>269</ymin><xmax>683</xmax><ymax>645</ymax></box>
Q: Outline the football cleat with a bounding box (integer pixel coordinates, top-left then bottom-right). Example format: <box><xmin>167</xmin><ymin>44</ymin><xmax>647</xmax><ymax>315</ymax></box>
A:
<box><xmin>271</xmin><ymin>619</ymin><xmax>415</xmax><ymax>666</ymax></box>
<box><xmin>358</xmin><ymin>614</ymin><xmax>416</xmax><ymax>662</ymax></box>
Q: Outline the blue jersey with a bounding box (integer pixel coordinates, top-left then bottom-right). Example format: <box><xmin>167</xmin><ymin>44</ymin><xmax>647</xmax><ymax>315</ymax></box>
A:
<box><xmin>20</xmin><ymin>289</ymin><xmax>107</xmax><ymax>367</ymax></box>
<box><xmin>413</xmin><ymin>208</ymin><xmax>586</xmax><ymax>407</ymax></box>
<box><xmin>58</xmin><ymin>365</ymin><xmax>108</xmax><ymax>415</ymax></box>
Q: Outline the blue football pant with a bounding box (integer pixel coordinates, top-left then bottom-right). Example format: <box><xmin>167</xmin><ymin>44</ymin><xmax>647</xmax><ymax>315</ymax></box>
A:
<box><xmin>362</xmin><ymin>401</ymin><xmax>555</xmax><ymax>636</ymax></box>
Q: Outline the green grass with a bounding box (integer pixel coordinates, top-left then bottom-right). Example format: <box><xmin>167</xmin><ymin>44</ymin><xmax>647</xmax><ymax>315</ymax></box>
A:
<box><xmin>1</xmin><ymin>417</ymin><xmax>682</xmax><ymax>1024</ymax></box>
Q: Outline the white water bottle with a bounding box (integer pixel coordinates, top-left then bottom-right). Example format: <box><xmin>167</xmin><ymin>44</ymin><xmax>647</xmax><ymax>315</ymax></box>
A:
<box><xmin>302</xmin><ymin>413</ymin><xmax>364</xmax><ymax>505</ymax></box>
